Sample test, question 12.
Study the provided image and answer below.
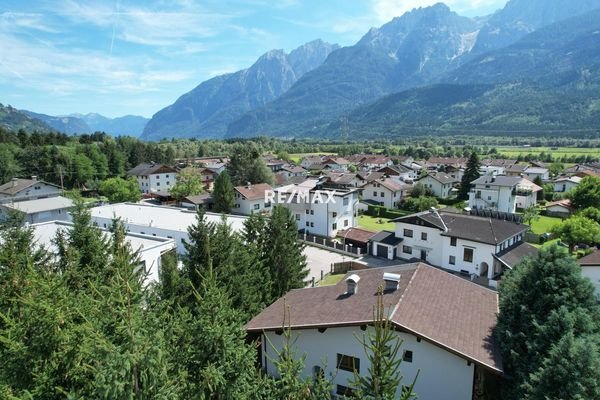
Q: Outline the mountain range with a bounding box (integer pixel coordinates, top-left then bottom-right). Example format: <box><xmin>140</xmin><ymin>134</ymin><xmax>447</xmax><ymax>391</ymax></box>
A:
<box><xmin>0</xmin><ymin>107</ymin><xmax>149</xmax><ymax>137</ymax></box>
<box><xmin>141</xmin><ymin>0</ymin><xmax>600</xmax><ymax>140</ymax></box>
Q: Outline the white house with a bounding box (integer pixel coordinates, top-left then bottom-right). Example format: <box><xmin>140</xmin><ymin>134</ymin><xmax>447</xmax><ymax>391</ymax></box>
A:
<box><xmin>370</xmin><ymin>209</ymin><xmax>534</xmax><ymax>287</ymax></box>
<box><xmin>234</xmin><ymin>183</ymin><xmax>273</xmax><ymax>215</ymax></box>
<box><xmin>418</xmin><ymin>173</ymin><xmax>458</xmax><ymax>199</ymax></box>
<box><xmin>31</xmin><ymin>220</ymin><xmax>176</xmax><ymax>284</ymax></box>
<box><xmin>523</xmin><ymin>167</ymin><xmax>549</xmax><ymax>182</ymax></box>
<box><xmin>127</xmin><ymin>163</ymin><xmax>178</xmax><ymax>197</ymax></box>
<box><xmin>0</xmin><ymin>177</ymin><xmax>61</xmax><ymax>203</ymax></box>
<box><xmin>273</xmin><ymin>179</ymin><xmax>360</xmax><ymax>238</ymax></box>
<box><xmin>357</xmin><ymin>155</ymin><xmax>393</xmax><ymax>171</ymax></box>
<box><xmin>479</xmin><ymin>159</ymin><xmax>517</xmax><ymax>177</ymax></box>
<box><xmin>90</xmin><ymin>203</ymin><xmax>248</xmax><ymax>254</ymax></box>
<box><xmin>514</xmin><ymin>178</ymin><xmax>542</xmax><ymax>210</ymax></box>
<box><xmin>300</xmin><ymin>155</ymin><xmax>324</xmax><ymax>169</ymax></box>
<box><xmin>544</xmin><ymin>199</ymin><xmax>574</xmax><ymax>218</ymax></box>
<box><xmin>579</xmin><ymin>250</ymin><xmax>600</xmax><ymax>300</ymax></box>
<box><xmin>280</xmin><ymin>165</ymin><xmax>307</xmax><ymax>179</ymax></box>
<box><xmin>553</xmin><ymin>176</ymin><xmax>582</xmax><ymax>193</ymax></box>
<box><xmin>378</xmin><ymin>164</ymin><xmax>417</xmax><ymax>182</ymax></box>
<box><xmin>468</xmin><ymin>176</ymin><xmax>523</xmax><ymax>213</ymax></box>
<box><xmin>0</xmin><ymin>196</ymin><xmax>74</xmax><ymax>224</ymax></box>
<box><xmin>361</xmin><ymin>178</ymin><xmax>411</xmax><ymax>209</ymax></box>
<box><xmin>247</xmin><ymin>264</ymin><xmax>503</xmax><ymax>400</ymax></box>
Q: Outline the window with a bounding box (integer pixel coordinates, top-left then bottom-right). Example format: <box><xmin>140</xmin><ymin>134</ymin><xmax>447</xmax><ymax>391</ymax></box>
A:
<box><xmin>343</xmin><ymin>197</ymin><xmax>349</xmax><ymax>206</ymax></box>
<box><xmin>337</xmin><ymin>354</ymin><xmax>360</xmax><ymax>373</ymax></box>
<box><xmin>34</xmin><ymin>186</ymin><xmax>41</xmax><ymax>190</ymax></box>
<box><xmin>156</xmin><ymin>182</ymin><xmax>160</xmax><ymax>186</ymax></box>
<box><xmin>403</xmin><ymin>350</ymin><xmax>413</xmax><ymax>363</ymax></box>
<box><xmin>450</xmin><ymin>237</ymin><xmax>457</xmax><ymax>247</ymax></box>
<box><xmin>254</xmin><ymin>204</ymin><xmax>260</xmax><ymax>210</ymax></box>
<box><xmin>421</xmin><ymin>232</ymin><xmax>427</xmax><ymax>240</ymax></box>
<box><xmin>464</xmin><ymin>248</ymin><xmax>474</xmax><ymax>263</ymax></box>
<box><xmin>403</xmin><ymin>245</ymin><xmax>412</xmax><ymax>255</ymax></box>
<box><xmin>306</xmin><ymin>210</ymin><xmax>309</xmax><ymax>214</ymax></box>
<box><xmin>310</xmin><ymin>210</ymin><xmax>314</xmax><ymax>215</ymax></box>
<box><xmin>403</xmin><ymin>229</ymin><xmax>413</xmax><ymax>238</ymax></box>
<box><xmin>264</xmin><ymin>202</ymin><xmax>271</xmax><ymax>208</ymax></box>
<box><xmin>344</xmin><ymin>219</ymin><xmax>348</xmax><ymax>227</ymax></box>
<box><xmin>487</xmin><ymin>196</ymin><xmax>492</xmax><ymax>201</ymax></box>
<box><xmin>306</xmin><ymin>222</ymin><xmax>310</xmax><ymax>227</ymax></box>
<box><xmin>332</xmin><ymin>223</ymin><xmax>337</xmax><ymax>230</ymax></box>
<box><xmin>167</xmin><ymin>181</ymin><xmax>170</xmax><ymax>185</ymax></box>
<box><xmin>380</xmin><ymin>192</ymin><xmax>385</xmax><ymax>197</ymax></box>
<box><xmin>373</xmin><ymin>191</ymin><xmax>377</xmax><ymax>197</ymax></box>
<box><xmin>337</xmin><ymin>385</ymin><xmax>355</xmax><ymax>397</ymax></box>
<box><xmin>332</xmin><ymin>212</ymin><xmax>337</xmax><ymax>218</ymax></box>
<box><xmin>449</xmin><ymin>255</ymin><xmax>456</xmax><ymax>265</ymax></box>
<box><xmin>310</xmin><ymin>222</ymin><xmax>314</xmax><ymax>227</ymax></box>
<box><xmin>296</xmin><ymin>214</ymin><xmax>301</xmax><ymax>221</ymax></box>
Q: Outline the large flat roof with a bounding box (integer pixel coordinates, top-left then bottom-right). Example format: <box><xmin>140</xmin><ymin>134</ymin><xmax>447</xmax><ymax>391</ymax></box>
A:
<box><xmin>90</xmin><ymin>203</ymin><xmax>248</xmax><ymax>233</ymax></box>
<box><xmin>1</xmin><ymin>196</ymin><xmax>73</xmax><ymax>214</ymax></box>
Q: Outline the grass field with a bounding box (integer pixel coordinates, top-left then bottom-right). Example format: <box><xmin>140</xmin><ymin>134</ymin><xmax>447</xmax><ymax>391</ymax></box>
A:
<box><xmin>529</xmin><ymin>215</ymin><xmax>562</xmax><ymax>235</ymax></box>
<box><xmin>357</xmin><ymin>215</ymin><xmax>395</xmax><ymax>232</ymax></box>
<box><xmin>318</xmin><ymin>273</ymin><xmax>345</xmax><ymax>286</ymax></box>
<box><xmin>496</xmin><ymin>146</ymin><xmax>600</xmax><ymax>159</ymax></box>
<box><xmin>289</xmin><ymin>152</ymin><xmax>336</xmax><ymax>164</ymax></box>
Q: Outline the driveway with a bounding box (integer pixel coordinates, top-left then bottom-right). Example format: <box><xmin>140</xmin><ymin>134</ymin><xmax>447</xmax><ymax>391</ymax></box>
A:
<box><xmin>302</xmin><ymin>245</ymin><xmax>355</xmax><ymax>286</ymax></box>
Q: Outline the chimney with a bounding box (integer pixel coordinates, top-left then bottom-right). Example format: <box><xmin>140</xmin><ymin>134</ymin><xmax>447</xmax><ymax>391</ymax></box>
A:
<box><xmin>247</xmin><ymin>182</ymin><xmax>252</xmax><ymax>189</ymax></box>
<box><xmin>11</xmin><ymin>177</ymin><xmax>18</xmax><ymax>187</ymax></box>
<box><xmin>345</xmin><ymin>274</ymin><xmax>360</xmax><ymax>295</ymax></box>
<box><xmin>383</xmin><ymin>272</ymin><xmax>401</xmax><ymax>291</ymax></box>
<box><xmin>31</xmin><ymin>175</ymin><xmax>37</xmax><ymax>181</ymax></box>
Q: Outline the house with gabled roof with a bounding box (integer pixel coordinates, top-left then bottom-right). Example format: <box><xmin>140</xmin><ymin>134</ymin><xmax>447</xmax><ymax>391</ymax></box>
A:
<box><xmin>553</xmin><ymin>176</ymin><xmax>582</xmax><ymax>193</ymax></box>
<box><xmin>233</xmin><ymin>183</ymin><xmax>273</xmax><ymax>215</ymax></box>
<box><xmin>127</xmin><ymin>162</ymin><xmax>178</xmax><ymax>197</ymax></box>
<box><xmin>247</xmin><ymin>263</ymin><xmax>503</xmax><ymax>400</ymax></box>
<box><xmin>378</xmin><ymin>164</ymin><xmax>417</xmax><ymax>182</ymax></box>
<box><xmin>579</xmin><ymin>250</ymin><xmax>600</xmax><ymax>299</ymax></box>
<box><xmin>468</xmin><ymin>176</ymin><xmax>539</xmax><ymax>213</ymax></box>
<box><xmin>369</xmin><ymin>209</ymin><xmax>534</xmax><ymax>287</ymax></box>
<box><xmin>418</xmin><ymin>172</ymin><xmax>458</xmax><ymax>199</ymax></box>
<box><xmin>0</xmin><ymin>177</ymin><xmax>61</xmax><ymax>203</ymax></box>
<box><xmin>361</xmin><ymin>178</ymin><xmax>411</xmax><ymax>208</ymax></box>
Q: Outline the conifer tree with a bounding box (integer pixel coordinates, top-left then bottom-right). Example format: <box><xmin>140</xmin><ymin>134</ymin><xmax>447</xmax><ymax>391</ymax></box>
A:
<box><xmin>352</xmin><ymin>287</ymin><xmax>418</xmax><ymax>399</ymax></box>
<box><xmin>265</xmin><ymin>206</ymin><xmax>308</xmax><ymax>299</ymax></box>
<box><xmin>212</xmin><ymin>170</ymin><xmax>235</xmax><ymax>214</ymax></box>
<box><xmin>496</xmin><ymin>245</ymin><xmax>600</xmax><ymax>399</ymax></box>
<box><xmin>458</xmin><ymin>151</ymin><xmax>480</xmax><ymax>200</ymax></box>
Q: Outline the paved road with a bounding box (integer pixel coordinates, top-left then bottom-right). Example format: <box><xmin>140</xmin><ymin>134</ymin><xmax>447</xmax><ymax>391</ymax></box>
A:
<box><xmin>302</xmin><ymin>245</ymin><xmax>353</xmax><ymax>286</ymax></box>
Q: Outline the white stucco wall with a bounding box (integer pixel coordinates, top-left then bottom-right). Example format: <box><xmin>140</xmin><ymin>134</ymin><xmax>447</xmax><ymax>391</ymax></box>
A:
<box><xmin>263</xmin><ymin>326</ymin><xmax>474</xmax><ymax>400</ymax></box>
<box><xmin>137</xmin><ymin>172</ymin><xmax>176</xmax><ymax>196</ymax></box>
<box><xmin>582</xmin><ymin>266</ymin><xmax>600</xmax><ymax>300</ymax></box>
<box><xmin>0</xmin><ymin>182</ymin><xmax>61</xmax><ymax>203</ymax></box>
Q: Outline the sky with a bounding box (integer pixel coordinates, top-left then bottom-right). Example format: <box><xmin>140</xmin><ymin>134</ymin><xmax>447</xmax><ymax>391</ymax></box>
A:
<box><xmin>0</xmin><ymin>0</ymin><xmax>507</xmax><ymax>118</ymax></box>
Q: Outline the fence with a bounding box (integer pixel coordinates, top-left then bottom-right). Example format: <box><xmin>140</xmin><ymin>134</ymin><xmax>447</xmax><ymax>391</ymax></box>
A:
<box><xmin>298</xmin><ymin>232</ymin><xmax>363</xmax><ymax>256</ymax></box>
<box><xmin>332</xmin><ymin>261</ymin><xmax>369</xmax><ymax>274</ymax></box>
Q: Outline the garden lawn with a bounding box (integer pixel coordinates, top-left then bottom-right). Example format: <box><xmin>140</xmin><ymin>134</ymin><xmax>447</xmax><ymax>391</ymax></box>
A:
<box><xmin>318</xmin><ymin>273</ymin><xmax>345</xmax><ymax>286</ymax></box>
<box><xmin>358</xmin><ymin>215</ymin><xmax>395</xmax><ymax>232</ymax></box>
<box><xmin>529</xmin><ymin>216</ymin><xmax>562</xmax><ymax>235</ymax></box>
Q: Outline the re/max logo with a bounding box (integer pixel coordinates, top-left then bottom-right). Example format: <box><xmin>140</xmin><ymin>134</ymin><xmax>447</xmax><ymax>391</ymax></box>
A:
<box><xmin>264</xmin><ymin>190</ymin><xmax>337</xmax><ymax>204</ymax></box>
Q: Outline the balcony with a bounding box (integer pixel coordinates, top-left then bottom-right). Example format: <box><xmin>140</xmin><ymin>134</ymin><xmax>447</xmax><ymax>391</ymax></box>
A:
<box><xmin>512</xmin><ymin>187</ymin><xmax>533</xmax><ymax>196</ymax></box>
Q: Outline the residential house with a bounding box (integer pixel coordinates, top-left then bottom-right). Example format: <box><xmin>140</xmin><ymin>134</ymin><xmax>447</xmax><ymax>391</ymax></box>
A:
<box><xmin>264</xmin><ymin>157</ymin><xmax>286</xmax><ymax>172</ymax></box>
<box><xmin>504</xmin><ymin>164</ymin><xmax>527</xmax><ymax>177</ymax></box>
<box><xmin>336</xmin><ymin>227</ymin><xmax>376</xmax><ymax>253</ymax></box>
<box><xmin>523</xmin><ymin>167</ymin><xmax>549</xmax><ymax>182</ymax></box>
<box><xmin>234</xmin><ymin>183</ymin><xmax>273</xmax><ymax>215</ymax></box>
<box><xmin>197</xmin><ymin>167</ymin><xmax>219</xmax><ymax>190</ymax></box>
<box><xmin>30</xmin><ymin>220</ymin><xmax>175</xmax><ymax>284</ymax></box>
<box><xmin>562</xmin><ymin>164</ymin><xmax>600</xmax><ymax>178</ymax></box>
<box><xmin>514</xmin><ymin>178</ymin><xmax>542</xmax><ymax>210</ymax></box>
<box><xmin>468</xmin><ymin>176</ymin><xmax>524</xmax><ymax>213</ymax></box>
<box><xmin>247</xmin><ymin>264</ymin><xmax>503</xmax><ymax>400</ymax></box>
<box><xmin>553</xmin><ymin>176</ymin><xmax>582</xmax><ymax>193</ymax></box>
<box><xmin>418</xmin><ymin>172</ymin><xmax>458</xmax><ymax>199</ymax></box>
<box><xmin>370</xmin><ymin>209</ymin><xmax>534</xmax><ymax>287</ymax></box>
<box><xmin>357</xmin><ymin>155</ymin><xmax>393</xmax><ymax>171</ymax></box>
<box><xmin>378</xmin><ymin>164</ymin><xmax>417</xmax><ymax>182</ymax></box>
<box><xmin>480</xmin><ymin>159</ymin><xmax>517</xmax><ymax>176</ymax></box>
<box><xmin>425</xmin><ymin>157</ymin><xmax>467</xmax><ymax>171</ymax></box>
<box><xmin>0</xmin><ymin>177</ymin><xmax>61</xmax><ymax>203</ymax></box>
<box><xmin>90</xmin><ymin>203</ymin><xmax>248</xmax><ymax>254</ymax></box>
<box><xmin>0</xmin><ymin>196</ymin><xmax>74</xmax><ymax>224</ymax></box>
<box><xmin>323</xmin><ymin>157</ymin><xmax>351</xmax><ymax>171</ymax></box>
<box><xmin>579</xmin><ymin>250</ymin><xmax>600</xmax><ymax>299</ymax></box>
<box><xmin>300</xmin><ymin>155</ymin><xmax>324</xmax><ymax>169</ymax></box>
<box><xmin>274</xmin><ymin>179</ymin><xmax>360</xmax><ymax>237</ymax></box>
<box><xmin>325</xmin><ymin>173</ymin><xmax>362</xmax><ymax>189</ymax></box>
<box><xmin>180</xmin><ymin>193</ymin><xmax>214</xmax><ymax>211</ymax></box>
<box><xmin>544</xmin><ymin>199</ymin><xmax>575</xmax><ymax>218</ymax></box>
<box><xmin>280</xmin><ymin>165</ymin><xmax>307</xmax><ymax>179</ymax></box>
<box><xmin>127</xmin><ymin>162</ymin><xmax>178</xmax><ymax>197</ymax></box>
<box><xmin>361</xmin><ymin>178</ymin><xmax>411</xmax><ymax>209</ymax></box>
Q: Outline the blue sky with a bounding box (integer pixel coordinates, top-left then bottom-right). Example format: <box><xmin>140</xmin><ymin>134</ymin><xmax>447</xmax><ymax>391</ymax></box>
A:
<box><xmin>0</xmin><ymin>0</ymin><xmax>507</xmax><ymax>118</ymax></box>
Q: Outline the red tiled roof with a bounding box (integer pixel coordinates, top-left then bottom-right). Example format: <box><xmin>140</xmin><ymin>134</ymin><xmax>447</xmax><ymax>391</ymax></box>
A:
<box><xmin>579</xmin><ymin>249</ymin><xmax>600</xmax><ymax>266</ymax></box>
<box><xmin>234</xmin><ymin>183</ymin><xmax>273</xmax><ymax>201</ymax></box>
<box><xmin>337</xmin><ymin>227</ymin><xmax>376</xmax><ymax>244</ymax></box>
<box><xmin>247</xmin><ymin>263</ymin><xmax>502</xmax><ymax>373</ymax></box>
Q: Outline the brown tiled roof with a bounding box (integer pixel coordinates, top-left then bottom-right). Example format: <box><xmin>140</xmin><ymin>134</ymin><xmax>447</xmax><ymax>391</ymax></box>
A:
<box><xmin>247</xmin><ymin>263</ymin><xmax>502</xmax><ymax>373</ymax></box>
<box><xmin>544</xmin><ymin>199</ymin><xmax>574</xmax><ymax>210</ymax></box>
<box><xmin>337</xmin><ymin>227</ymin><xmax>376</xmax><ymax>244</ymax></box>
<box><xmin>0</xmin><ymin>178</ymin><xmax>59</xmax><ymax>196</ymax></box>
<box><xmin>426</xmin><ymin>157</ymin><xmax>467</xmax><ymax>166</ymax></box>
<box><xmin>579</xmin><ymin>249</ymin><xmax>600</xmax><ymax>266</ymax></box>
<box><xmin>379</xmin><ymin>178</ymin><xmax>409</xmax><ymax>192</ymax></box>
<box><xmin>421</xmin><ymin>172</ymin><xmax>458</xmax><ymax>185</ymax></box>
<box><xmin>234</xmin><ymin>183</ymin><xmax>273</xmax><ymax>201</ymax></box>
<box><xmin>282</xmin><ymin>165</ymin><xmax>306</xmax><ymax>174</ymax></box>
<box><xmin>127</xmin><ymin>163</ymin><xmax>177</xmax><ymax>176</ymax></box>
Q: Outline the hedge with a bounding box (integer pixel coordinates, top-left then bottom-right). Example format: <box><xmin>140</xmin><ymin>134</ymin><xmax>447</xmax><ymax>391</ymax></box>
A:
<box><xmin>366</xmin><ymin>205</ymin><xmax>410</xmax><ymax>219</ymax></box>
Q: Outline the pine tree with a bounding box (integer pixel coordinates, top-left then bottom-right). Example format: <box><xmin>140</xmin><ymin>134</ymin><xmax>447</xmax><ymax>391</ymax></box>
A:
<box><xmin>458</xmin><ymin>151</ymin><xmax>480</xmax><ymax>200</ymax></box>
<box><xmin>351</xmin><ymin>287</ymin><xmax>418</xmax><ymax>399</ymax></box>
<box><xmin>496</xmin><ymin>245</ymin><xmax>600</xmax><ymax>399</ymax></box>
<box><xmin>265</xmin><ymin>206</ymin><xmax>308</xmax><ymax>299</ymax></box>
<box><xmin>212</xmin><ymin>170</ymin><xmax>235</xmax><ymax>214</ymax></box>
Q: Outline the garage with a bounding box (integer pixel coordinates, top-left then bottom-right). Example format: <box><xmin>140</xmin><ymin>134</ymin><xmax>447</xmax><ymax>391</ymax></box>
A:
<box><xmin>376</xmin><ymin>244</ymin><xmax>389</xmax><ymax>259</ymax></box>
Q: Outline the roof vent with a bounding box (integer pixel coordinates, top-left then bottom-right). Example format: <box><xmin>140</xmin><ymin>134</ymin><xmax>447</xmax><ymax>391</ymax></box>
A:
<box><xmin>345</xmin><ymin>274</ymin><xmax>360</xmax><ymax>295</ymax></box>
<box><xmin>383</xmin><ymin>273</ymin><xmax>401</xmax><ymax>291</ymax></box>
